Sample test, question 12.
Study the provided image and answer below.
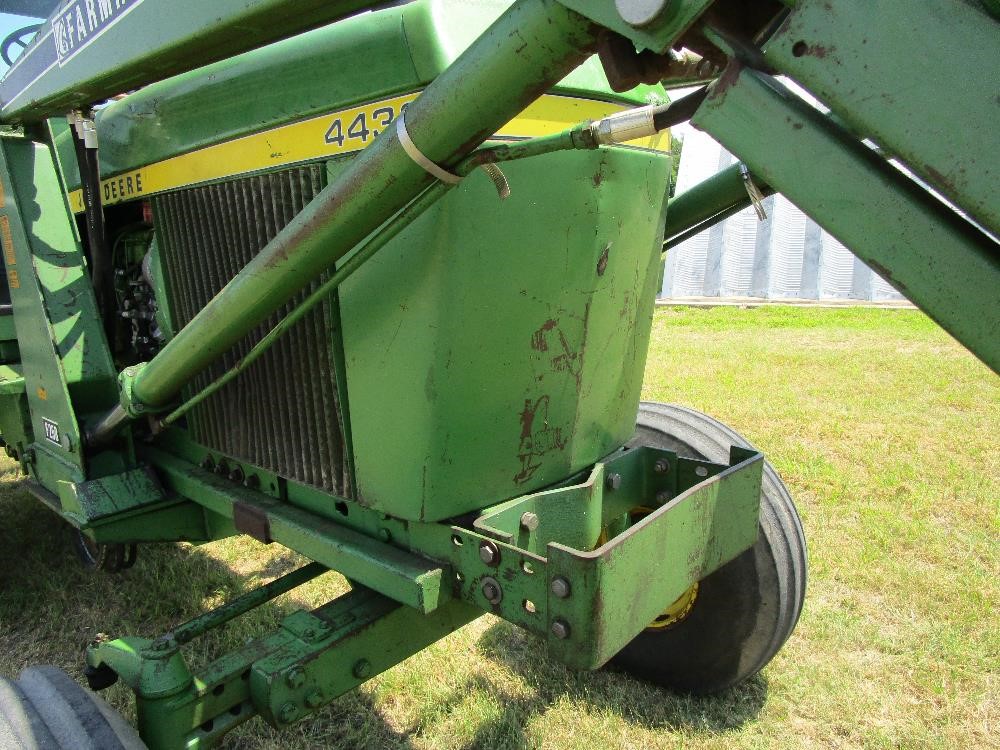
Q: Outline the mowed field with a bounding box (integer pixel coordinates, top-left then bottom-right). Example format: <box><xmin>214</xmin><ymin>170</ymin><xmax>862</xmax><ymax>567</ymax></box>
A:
<box><xmin>0</xmin><ymin>306</ymin><xmax>996</xmax><ymax>749</ymax></box>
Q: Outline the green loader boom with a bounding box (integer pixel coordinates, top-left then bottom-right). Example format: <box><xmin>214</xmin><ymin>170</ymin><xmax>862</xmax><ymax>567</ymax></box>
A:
<box><xmin>0</xmin><ymin>0</ymin><xmax>994</xmax><ymax>747</ymax></box>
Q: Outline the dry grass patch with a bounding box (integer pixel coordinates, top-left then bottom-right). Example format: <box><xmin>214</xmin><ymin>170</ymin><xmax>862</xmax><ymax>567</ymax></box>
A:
<box><xmin>0</xmin><ymin>306</ymin><xmax>996</xmax><ymax>749</ymax></box>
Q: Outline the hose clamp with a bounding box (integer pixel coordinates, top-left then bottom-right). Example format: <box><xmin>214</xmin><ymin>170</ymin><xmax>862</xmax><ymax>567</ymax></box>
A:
<box><xmin>396</xmin><ymin>112</ymin><xmax>462</xmax><ymax>185</ymax></box>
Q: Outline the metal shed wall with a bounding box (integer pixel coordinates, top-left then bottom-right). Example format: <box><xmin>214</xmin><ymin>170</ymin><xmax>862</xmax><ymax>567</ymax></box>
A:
<box><xmin>661</xmin><ymin>128</ymin><xmax>904</xmax><ymax>302</ymax></box>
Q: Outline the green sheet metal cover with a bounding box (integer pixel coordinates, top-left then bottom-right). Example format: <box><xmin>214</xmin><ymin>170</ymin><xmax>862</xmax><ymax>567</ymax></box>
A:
<box><xmin>55</xmin><ymin>0</ymin><xmax>664</xmax><ymax>189</ymax></box>
<box><xmin>340</xmin><ymin>146</ymin><xmax>672</xmax><ymax>520</ymax></box>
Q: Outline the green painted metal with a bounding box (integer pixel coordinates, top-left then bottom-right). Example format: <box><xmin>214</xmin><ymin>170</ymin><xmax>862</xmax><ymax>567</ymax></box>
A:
<box><xmin>125</xmin><ymin>0</ymin><xmax>602</xmax><ymax>414</ymax></box>
<box><xmin>0</xmin><ymin>134</ymin><xmax>124</xmax><ymax>490</ymax></box>
<box><xmin>82</xmin><ymin>439</ymin><xmax>760</xmax><ymax>747</ymax></box>
<box><xmin>0</xmin><ymin>0</ymin><xmax>381</xmax><ymax>123</ymax></box>
<box><xmin>56</xmin><ymin>465</ymin><xmax>165</xmax><ymax>524</ymax></box>
<box><xmin>88</xmin><ymin>584</ymin><xmax>477</xmax><ymax>749</ymax></box>
<box><xmin>693</xmin><ymin>67</ymin><xmax>1000</xmax><ymax>373</ymax></box>
<box><xmin>50</xmin><ymin>0</ymin><xmax>658</xmax><ymax>191</ymax></box>
<box><xmin>167</xmin><ymin>562</ymin><xmax>327</xmax><ymax>647</ymax></box>
<box><xmin>662</xmin><ymin>162</ymin><xmax>772</xmax><ymax>247</ymax></box>
<box><xmin>341</xmin><ymin>145</ymin><xmax>670</xmax><ymax>521</ymax></box>
<box><xmin>764</xmin><ymin>0</ymin><xmax>1000</xmax><ymax>238</ymax></box>
<box><xmin>147</xmin><ymin>447</ymin><xmax>450</xmax><ymax>614</ymax></box>
<box><xmin>545</xmin><ymin>447</ymin><xmax>761</xmax><ymax>669</ymax></box>
<box><xmin>48</xmin><ymin>464</ymin><xmax>210</xmax><ymax>543</ymax></box>
<box><xmin>557</xmin><ymin>0</ymin><xmax>714</xmax><ymax>53</ymax></box>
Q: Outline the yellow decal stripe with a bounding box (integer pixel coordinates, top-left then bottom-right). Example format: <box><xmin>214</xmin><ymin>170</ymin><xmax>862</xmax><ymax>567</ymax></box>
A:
<box><xmin>68</xmin><ymin>93</ymin><xmax>668</xmax><ymax>213</ymax></box>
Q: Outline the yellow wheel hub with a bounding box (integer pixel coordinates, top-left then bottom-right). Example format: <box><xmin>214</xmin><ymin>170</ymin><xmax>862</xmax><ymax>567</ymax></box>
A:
<box><xmin>646</xmin><ymin>582</ymin><xmax>699</xmax><ymax>630</ymax></box>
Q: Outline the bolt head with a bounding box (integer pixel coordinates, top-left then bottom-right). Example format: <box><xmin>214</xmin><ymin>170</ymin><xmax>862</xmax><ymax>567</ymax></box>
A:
<box><xmin>605</xmin><ymin>472</ymin><xmax>622</xmax><ymax>491</ymax></box>
<box><xmin>352</xmin><ymin>659</ymin><xmax>371</xmax><ymax>679</ymax></box>
<box><xmin>551</xmin><ymin>619</ymin><xmax>571</xmax><ymax>640</ymax></box>
<box><xmin>285</xmin><ymin>667</ymin><xmax>305</xmax><ymax>689</ymax></box>
<box><xmin>615</xmin><ymin>0</ymin><xmax>672</xmax><ymax>27</ymax></box>
<box><xmin>304</xmin><ymin>689</ymin><xmax>323</xmax><ymax>709</ymax></box>
<box><xmin>302</xmin><ymin>628</ymin><xmax>316</xmax><ymax>641</ymax></box>
<box><xmin>519</xmin><ymin>511</ymin><xmax>540</xmax><ymax>532</ymax></box>
<box><xmin>479</xmin><ymin>540</ymin><xmax>500</xmax><ymax>566</ymax></box>
<box><xmin>278</xmin><ymin>702</ymin><xmax>298</xmax><ymax>724</ymax></box>
<box><xmin>550</xmin><ymin>577</ymin><xmax>571</xmax><ymax>599</ymax></box>
<box><xmin>655</xmin><ymin>490</ymin><xmax>671</xmax><ymax>504</ymax></box>
<box><xmin>654</xmin><ymin>458</ymin><xmax>670</xmax><ymax>474</ymax></box>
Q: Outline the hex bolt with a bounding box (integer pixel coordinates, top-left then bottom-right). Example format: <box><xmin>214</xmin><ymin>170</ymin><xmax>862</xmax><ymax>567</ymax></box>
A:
<box><xmin>654</xmin><ymin>458</ymin><xmax>670</xmax><ymax>474</ymax></box>
<box><xmin>605</xmin><ymin>472</ymin><xmax>622</xmax><ymax>491</ymax></box>
<box><xmin>228</xmin><ymin>466</ymin><xmax>245</xmax><ymax>484</ymax></box>
<box><xmin>304</xmin><ymin>689</ymin><xmax>323</xmax><ymax>709</ymax></box>
<box><xmin>479</xmin><ymin>540</ymin><xmax>500</xmax><ymax>566</ymax></box>
<box><xmin>301</xmin><ymin>628</ymin><xmax>316</xmax><ymax>642</ymax></box>
<box><xmin>550</xmin><ymin>577</ymin><xmax>571</xmax><ymax>599</ymax></box>
<box><xmin>615</xmin><ymin>0</ymin><xmax>672</xmax><ymax>27</ymax></box>
<box><xmin>481</xmin><ymin>576</ymin><xmax>503</xmax><ymax>604</ymax></box>
<box><xmin>655</xmin><ymin>490</ymin><xmax>671</xmax><ymax>503</ymax></box>
<box><xmin>214</xmin><ymin>460</ymin><xmax>229</xmax><ymax>476</ymax></box>
<box><xmin>551</xmin><ymin>619</ymin><xmax>571</xmax><ymax>639</ymax></box>
<box><xmin>519</xmin><ymin>512</ymin><xmax>540</xmax><ymax>532</ymax></box>
<box><xmin>285</xmin><ymin>667</ymin><xmax>305</xmax><ymax>689</ymax></box>
<box><xmin>352</xmin><ymin>659</ymin><xmax>371</xmax><ymax>679</ymax></box>
<box><xmin>278</xmin><ymin>702</ymin><xmax>298</xmax><ymax>724</ymax></box>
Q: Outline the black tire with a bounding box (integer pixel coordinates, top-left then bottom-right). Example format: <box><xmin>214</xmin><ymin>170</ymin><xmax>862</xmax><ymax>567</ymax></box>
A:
<box><xmin>71</xmin><ymin>530</ymin><xmax>137</xmax><ymax>573</ymax></box>
<box><xmin>610</xmin><ymin>402</ymin><xmax>807</xmax><ymax>694</ymax></box>
<box><xmin>0</xmin><ymin>666</ymin><xmax>146</xmax><ymax>749</ymax></box>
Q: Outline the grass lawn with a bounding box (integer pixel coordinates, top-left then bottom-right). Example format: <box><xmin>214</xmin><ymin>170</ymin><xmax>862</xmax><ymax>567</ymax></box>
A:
<box><xmin>0</xmin><ymin>306</ymin><xmax>996</xmax><ymax>749</ymax></box>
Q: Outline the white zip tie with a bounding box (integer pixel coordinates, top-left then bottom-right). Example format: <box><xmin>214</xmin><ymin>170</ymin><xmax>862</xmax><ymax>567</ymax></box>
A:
<box><xmin>396</xmin><ymin>112</ymin><xmax>462</xmax><ymax>185</ymax></box>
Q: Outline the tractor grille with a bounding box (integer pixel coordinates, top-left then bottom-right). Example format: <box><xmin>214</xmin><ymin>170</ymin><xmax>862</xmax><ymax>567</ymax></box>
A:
<box><xmin>154</xmin><ymin>164</ymin><xmax>351</xmax><ymax>496</ymax></box>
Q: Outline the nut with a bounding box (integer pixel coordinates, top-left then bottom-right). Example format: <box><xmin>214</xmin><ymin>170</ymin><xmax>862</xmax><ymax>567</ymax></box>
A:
<box><xmin>352</xmin><ymin>659</ymin><xmax>371</xmax><ymax>679</ymax></box>
<box><xmin>304</xmin><ymin>689</ymin><xmax>323</xmax><ymax>708</ymax></box>
<box><xmin>605</xmin><ymin>472</ymin><xmax>622</xmax><ymax>490</ymax></box>
<box><xmin>481</xmin><ymin>576</ymin><xmax>503</xmax><ymax>604</ymax></box>
<box><xmin>550</xmin><ymin>619</ymin><xmax>571</xmax><ymax>639</ymax></box>
<box><xmin>654</xmin><ymin>458</ymin><xmax>670</xmax><ymax>473</ymax></box>
<box><xmin>655</xmin><ymin>490</ymin><xmax>671</xmax><ymax>503</ymax></box>
<box><xmin>519</xmin><ymin>512</ymin><xmax>540</xmax><ymax>532</ymax></box>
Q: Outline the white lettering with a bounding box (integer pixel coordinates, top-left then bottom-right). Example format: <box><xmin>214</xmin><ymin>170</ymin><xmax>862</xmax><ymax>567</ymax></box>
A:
<box><xmin>75</xmin><ymin>7</ymin><xmax>87</xmax><ymax>40</ymax></box>
<box><xmin>85</xmin><ymin>0</ymin><xmax>98</xmax><ymax>29</ymax></box>
<box><xmin>53</xmin><ymin>17</ymin><xmax>66</xmax><ymax>55</ymax></box>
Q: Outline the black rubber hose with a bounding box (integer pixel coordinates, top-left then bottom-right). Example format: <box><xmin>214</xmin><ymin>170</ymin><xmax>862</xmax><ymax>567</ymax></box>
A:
<box><xmin>651</xmin><ymin>86</ymin><xmax>709</xmax><ymax>132</ymax></box>
<box><xmin>70</xmin><ymin>123</ymin><xmax>114</xmax><ymax>341</ymax></box>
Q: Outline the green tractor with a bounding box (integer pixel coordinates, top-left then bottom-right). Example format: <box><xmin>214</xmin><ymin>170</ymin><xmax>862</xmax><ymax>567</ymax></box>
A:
<box><xmin>0</xmin><ymin>0</ymin><xmax>994</xmax><ymax>747</ymax></box>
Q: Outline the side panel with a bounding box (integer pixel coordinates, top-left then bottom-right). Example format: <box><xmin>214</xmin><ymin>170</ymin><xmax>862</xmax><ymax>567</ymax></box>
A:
<box><xmin>340</xmin><ymin>147</ymin><xmax>671</xmax><ymax>520</ymax></box>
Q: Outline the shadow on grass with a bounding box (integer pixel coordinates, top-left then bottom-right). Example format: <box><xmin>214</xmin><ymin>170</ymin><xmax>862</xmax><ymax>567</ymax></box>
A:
<box><xmin>0</xmin><ymin>480</ymin><xmax>412</xmax><ymax>750</ymax></box>
<box><xmin>464</xmin><ymin>619</ymin><xmax>767</xmax><ymax>745</ymax></box>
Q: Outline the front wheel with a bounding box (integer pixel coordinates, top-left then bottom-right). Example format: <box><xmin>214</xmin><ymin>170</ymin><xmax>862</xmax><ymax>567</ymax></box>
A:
<box><xmin>610</xmin><ymin>402</ymin><xmax>808</xmax><ymax>694</ymax></box>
